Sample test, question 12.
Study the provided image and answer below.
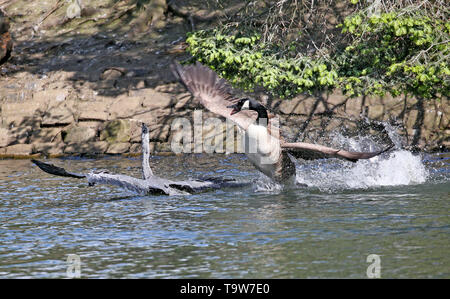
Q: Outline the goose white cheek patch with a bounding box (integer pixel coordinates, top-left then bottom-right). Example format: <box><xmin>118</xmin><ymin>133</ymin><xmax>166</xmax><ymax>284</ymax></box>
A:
<box><xmin>241</xmin><ymin>100</ymin><xmax>250</xmax><ymax>110</ymax></box>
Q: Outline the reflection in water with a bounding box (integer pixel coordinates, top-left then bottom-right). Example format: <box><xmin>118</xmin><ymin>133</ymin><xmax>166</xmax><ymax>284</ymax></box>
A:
<box><xmin>0</xmin><ymin>152</ymin><xmax>449</xmax><ymax>278</ymax></box>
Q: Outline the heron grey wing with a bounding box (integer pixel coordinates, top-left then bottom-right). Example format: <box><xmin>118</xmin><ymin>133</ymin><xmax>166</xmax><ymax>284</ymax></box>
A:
<box><xmin>86</xmin><ymin>175</ymin><xmax>246</xmax><ymax>195</ymax></box>
<box><xmin>31</xmin><ymin>159</ymin><xmax>86</xmax><ymax>179</ymax></box>
<box><xmin>167</xmin><ymin>179</ymin><xmax>215</xmax><ymax>193</ymax></box>
<box><xmin>31</xmin><ymin>159</ymin><xmax>183</xmax><ymax>195</ymax></box>
<box><xmin>168</xmin><ymin>177</ymin><xmax>251</xmax><ymax>193</ymax></box>
<box><xmin>31</xmin><ymin>159</ymin><xmax>247</xmax><ymax>195</ymax></box>
<box><xmin>281</xmin><ymin>142</ymin><xmax>393</xmax><ymax>162</ymax></box>
<box><xmin>171</xmin><ymin>61</ymin><xmax>256</xmax><ymax>130</ymax></box>
<box><xmin>86</xmin><ymin>172</ymin><xmax>190</xmax><ymax>195</ymax></box>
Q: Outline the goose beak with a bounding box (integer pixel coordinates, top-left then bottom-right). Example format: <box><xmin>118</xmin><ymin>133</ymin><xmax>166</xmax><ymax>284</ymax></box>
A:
<box><xmin>227</xmin><ymin>104</ymin><xmax>239</xmax><ymax>115</ymax></box>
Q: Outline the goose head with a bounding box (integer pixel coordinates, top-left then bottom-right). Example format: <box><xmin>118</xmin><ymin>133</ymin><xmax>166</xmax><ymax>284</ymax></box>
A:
<box><xmin>227</xmin><ymin>98</ymin><xmax>267</xmax><ymax>115</ymax></box>
<box><xmin>227</xmin><ymin>98</ymin><xmax>252</xmax><ymax>115</ymax></box>
<box><xmin>227</xmin><ymin>98</ymin><xmax>269</xmax><ymax>126</ymax></box>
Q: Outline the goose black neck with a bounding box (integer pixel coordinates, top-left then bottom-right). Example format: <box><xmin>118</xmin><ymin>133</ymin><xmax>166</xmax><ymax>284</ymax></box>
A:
<box><xmin>255</xmin><ymin>107</ymin><xmax>268</xmax><ymax>127</ymax></box>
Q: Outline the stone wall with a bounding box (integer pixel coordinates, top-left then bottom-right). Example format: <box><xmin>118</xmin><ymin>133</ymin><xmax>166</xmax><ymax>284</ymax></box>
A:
<box><xmin>270</xmin><ymin>91</ymin><xmax>449</xmax><ymax>151</ymax></box>
<box><xmin>0</xmin><ymin>82</ymin><xmax>448</xmax><ymax>158</ymax></box>
<box><xmin>1</xmin><ymin>0</ymin><xmax>446</xmax><ymax>158</ymax></box>
<box><xmin>0</xmin><ymin>82</ymin><xmax>187</xmax><ymax>157</ymax></box>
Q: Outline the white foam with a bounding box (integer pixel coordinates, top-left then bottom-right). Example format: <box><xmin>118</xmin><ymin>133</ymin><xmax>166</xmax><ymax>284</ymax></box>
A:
<box><xmin>295</xmin><ymin>150</ymin><xmax>429</xmax><ymax>191</ymax></box>
<box><xmin>252</xmin><ymin>120</ymin><xmax>430</xmax><ymax>192</ymax></box>
<box><xmin>254</xmin><ymin>173</ymin><xmax>284</xmax><ymax>193</ymax></box>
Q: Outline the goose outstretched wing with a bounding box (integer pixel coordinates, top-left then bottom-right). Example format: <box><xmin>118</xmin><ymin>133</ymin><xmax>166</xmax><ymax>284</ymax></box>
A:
<box><xmin>172</xmin><ymin>61</ymin><xmax>257</xmax><ymax>130</ymax></box>
<box><xmin>281</xmin><ymin>142</ymin><xmax>393</xmax><ymax>162</ymax></box>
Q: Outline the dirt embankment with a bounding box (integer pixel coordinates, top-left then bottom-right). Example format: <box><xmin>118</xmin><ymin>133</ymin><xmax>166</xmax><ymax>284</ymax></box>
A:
<box><xmin>0</xmin><ymin>0</ymin><xmax>448</xmax><ymax>158</ymax></box>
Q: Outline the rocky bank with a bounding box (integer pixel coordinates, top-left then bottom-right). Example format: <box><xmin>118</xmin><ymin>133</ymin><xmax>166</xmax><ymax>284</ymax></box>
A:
<box><xmin>0</xmin><ymin>0</ymin><xmax>448</xmax><ymax>159</ymax></box>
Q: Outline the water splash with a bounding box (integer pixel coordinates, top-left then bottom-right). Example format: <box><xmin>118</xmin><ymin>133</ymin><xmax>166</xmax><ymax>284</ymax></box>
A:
<box><xmin>253</xmin><ymin>119</ymin><xmax>430</xmax><ymax>193</ymax></box>
<box><xmin>295</xmin><ymin>121</ymin><xmax>429</xmax><ymax>191</ymax></box>
<box><xmin>381</xmin><ymin>121</ymin><xmax>405</xmax><ymax>149</ymax></box>
<box><xmin>295</xmin><ymin>150</ymin><xmax>428</xmax><ymax>191</ymax></box>
<box><xmin>254</xmin><ymin>173</ymin><xmax>284</xmax><ymax>193</ymax></box>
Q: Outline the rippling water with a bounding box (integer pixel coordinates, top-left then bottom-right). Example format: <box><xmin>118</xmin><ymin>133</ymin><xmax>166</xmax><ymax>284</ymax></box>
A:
<box><xmin>0</xmin><ymin>151</ymin><xmax>449</xmax><ymax>278</ymax></box>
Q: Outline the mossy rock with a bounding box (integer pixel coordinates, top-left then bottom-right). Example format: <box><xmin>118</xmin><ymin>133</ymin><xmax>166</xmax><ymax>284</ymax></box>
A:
<box><xmin>100</xmin><ymin>119</ymin><xmax>131</xmax><ymax>143</ymax></box>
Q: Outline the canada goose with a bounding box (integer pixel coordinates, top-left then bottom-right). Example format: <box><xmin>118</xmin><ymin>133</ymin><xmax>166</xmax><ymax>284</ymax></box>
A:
<box><xmin>227</xmin><ymin>97</ymin><xmax>293</xmax><ymax>182</ymax></box>
<box><xmin>172</xmin><ymin>62</ymin><xmax>393</xmax><ymax>183</ymax></box>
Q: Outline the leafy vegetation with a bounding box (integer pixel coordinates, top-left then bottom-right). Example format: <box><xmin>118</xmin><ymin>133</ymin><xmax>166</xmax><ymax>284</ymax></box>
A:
<box><xmin>337</xmin><ymin>8</ymin><xmax>449</xmax><ymax>98</ymax></box>
<box><xmin>186</xmin><ymin>30</ymin><xmax>337</xmax><ymax>98</ymax></box>
<box><xmin>185</xmin><ymin>0</ymin><xmax>449</xmax><ymax>99</ymax></box>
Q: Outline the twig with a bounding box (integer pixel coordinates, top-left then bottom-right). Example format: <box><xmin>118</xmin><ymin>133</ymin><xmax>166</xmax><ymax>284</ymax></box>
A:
<box><xmin>168</xmin><ymin>1</ymin><xmax>245</xmax><ymax>23</ymax></box>
<box><xmin>0</xmin><ymin>0</ymin><xmax>16</xmax><ymax>8</ymax></box>
<box><xmin>50</xmin><ymin>129</ymin><xmax>63</xmax><ymax>143</ymax></box>
<box><xmin>56</xmin><ymin>4</ymin><xmax>136</xmax><ymax>35</ymax></box>
<box><xmin>36</xmin><ymin>0</ymin><xmax>64</xmax><ymax>29</ymax></box>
